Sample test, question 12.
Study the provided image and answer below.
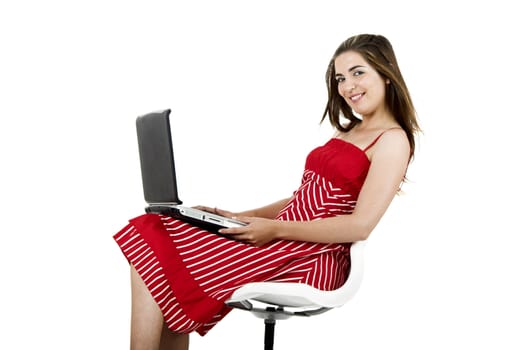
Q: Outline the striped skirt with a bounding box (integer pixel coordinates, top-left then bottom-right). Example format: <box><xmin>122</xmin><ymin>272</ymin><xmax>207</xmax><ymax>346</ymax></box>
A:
<box><xmin>114</xmin><ymin>213</ymin><xmax>349</xmax><ymax>336</ymax></box>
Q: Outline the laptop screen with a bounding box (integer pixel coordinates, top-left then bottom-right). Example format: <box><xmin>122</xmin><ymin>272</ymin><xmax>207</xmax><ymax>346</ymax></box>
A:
<box><xmin>136</xmin><ymin>109</ymin><xmax>182</xmax><ymax>205</ymax></box>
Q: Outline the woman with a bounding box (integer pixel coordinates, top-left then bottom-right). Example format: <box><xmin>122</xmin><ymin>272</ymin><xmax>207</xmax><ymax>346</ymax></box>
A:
<box><xmin>114</xmin><ymin>33</ymin><xmax>420</xmax><ymax>349</ymax></box>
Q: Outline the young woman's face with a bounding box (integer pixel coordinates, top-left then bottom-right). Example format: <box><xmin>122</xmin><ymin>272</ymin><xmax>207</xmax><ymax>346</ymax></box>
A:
<box><xmin>334</xmin><ymin>51</ymin><xmax>388</xmax><ymax>118</ymax></box>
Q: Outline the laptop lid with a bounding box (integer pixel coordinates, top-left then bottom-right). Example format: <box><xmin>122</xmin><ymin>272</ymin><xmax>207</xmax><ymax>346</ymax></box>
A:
<box><xmin>136</xmin><ymin>109</ymin><xmax>182</xmax><ymax>205</ymax></box>
<box><xmin>135</xmin><ymin>109</ymin><xmax>247</xmax><ymax>231</ymax></box>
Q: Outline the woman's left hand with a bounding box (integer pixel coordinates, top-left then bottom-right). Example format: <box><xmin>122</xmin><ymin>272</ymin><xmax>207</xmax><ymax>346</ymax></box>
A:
<box><xmin>219</xmin><ymin>217</ymin><xmax>280</xmax><ymax>247</ymax></box>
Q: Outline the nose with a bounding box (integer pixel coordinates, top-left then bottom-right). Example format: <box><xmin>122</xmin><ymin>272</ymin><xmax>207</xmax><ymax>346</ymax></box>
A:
<box><xmin>341</xmin><ymin>80</ymin><xmax>356</xmax><ymax>93</ymax></box>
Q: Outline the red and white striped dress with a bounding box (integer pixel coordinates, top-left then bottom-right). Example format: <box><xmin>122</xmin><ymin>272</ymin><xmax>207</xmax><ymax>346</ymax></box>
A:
<box><xmin>114</xmin><ymin>137</ymin><xmax>372</xmax><ymax>335</ymax></box>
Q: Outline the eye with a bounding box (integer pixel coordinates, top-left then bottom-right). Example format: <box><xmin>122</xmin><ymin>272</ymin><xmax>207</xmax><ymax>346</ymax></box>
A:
<box><xmin>335</xmin><ymin>75</ymin><xmax>345</xmax><ymax>83</ymax></box>
<box><xmin>353</xmin><ymin>70</ymin><xmax>364</xmax><ymax>77</ymax></box>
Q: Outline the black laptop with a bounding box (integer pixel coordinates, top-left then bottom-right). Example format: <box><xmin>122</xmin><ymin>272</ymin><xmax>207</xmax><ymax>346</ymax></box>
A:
<box><xmin>135</xmin><ymin>109</ymin><xmax>246</xmax><ymax>232</ymax></box>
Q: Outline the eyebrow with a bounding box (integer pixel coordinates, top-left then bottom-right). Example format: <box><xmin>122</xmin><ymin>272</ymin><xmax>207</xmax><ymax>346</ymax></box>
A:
<box><xmin>349</xmin><ymin>65</ymin><xmax>365</xmax><ymax>72</ymax></box>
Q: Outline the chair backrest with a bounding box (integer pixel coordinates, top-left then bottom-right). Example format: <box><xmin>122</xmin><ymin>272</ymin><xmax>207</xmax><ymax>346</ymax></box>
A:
<box><xmin>320</xmin><ymin>240</ymin><xmax>366</xmax><ymax>307</ymax></box>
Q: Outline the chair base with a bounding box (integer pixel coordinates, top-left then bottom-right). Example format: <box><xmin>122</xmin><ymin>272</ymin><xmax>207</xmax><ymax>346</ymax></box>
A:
<box><xmin>227</xmin><ymin>301</ymin><xmax>331</xmax><ymax>350</ymax></box>
<box><xmin>264</xmin><ymin>318</ymin><xmax>275</xmax><ymax>350</ymax></box>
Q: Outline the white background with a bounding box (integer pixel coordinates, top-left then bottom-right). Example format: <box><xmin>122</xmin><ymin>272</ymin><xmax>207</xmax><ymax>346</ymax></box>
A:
<box><xmin>1</xmin><ymin>0</ymin><xmax>524</xmax><ymax>349</ymax></box>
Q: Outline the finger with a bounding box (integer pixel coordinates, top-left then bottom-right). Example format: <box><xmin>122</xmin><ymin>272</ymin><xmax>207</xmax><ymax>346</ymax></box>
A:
<box><xmin>215</xmin><ymin>208</ymin><xmax>233</xmax><ymax>217</ymax></box>
<box><xmin>194</xmin><ymin>205</ymin><xmax>212</xmax><ymax>212</ymax></box>
<box><xmin>232</xmin><ymin>216</ymin><xmax>252</xmax><ymax>223</ymax></box>
<box><xmin>218</xmin><ymin>227</ymin><xmax>246</xmax><ymax>236</ymax></box>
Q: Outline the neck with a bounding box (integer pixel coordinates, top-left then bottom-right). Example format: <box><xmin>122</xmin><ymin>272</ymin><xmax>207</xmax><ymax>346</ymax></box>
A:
<box><xmin>357</xmin><ymin>111</ymin><xmax>396</xmax><ymax>130</ymax></box>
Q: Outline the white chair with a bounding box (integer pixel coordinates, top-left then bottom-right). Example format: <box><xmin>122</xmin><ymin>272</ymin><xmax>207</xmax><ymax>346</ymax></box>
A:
<box><xmin>225</xmin><ymin>241</ymin><xmax>366</xmax><ymax>350</ymax></box>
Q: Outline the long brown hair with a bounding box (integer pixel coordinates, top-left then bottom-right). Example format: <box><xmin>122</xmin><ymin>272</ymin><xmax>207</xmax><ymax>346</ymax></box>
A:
<box><xmin>322</xmin><ymin>34</ymin><xmax>420</xmax><ymax>161</ymax></box>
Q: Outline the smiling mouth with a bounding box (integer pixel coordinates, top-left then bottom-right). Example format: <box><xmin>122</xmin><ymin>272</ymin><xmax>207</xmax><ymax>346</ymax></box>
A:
<box><xmin>349</xmin><ymin>93</ymin><xmax>364</xmax><ymax>102</ymax></box>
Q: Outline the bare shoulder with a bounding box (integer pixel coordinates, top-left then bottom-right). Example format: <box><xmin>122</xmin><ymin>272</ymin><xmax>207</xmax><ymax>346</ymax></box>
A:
<box><xmin>371</xmin><ymin>128</ymin><xmax>410</xmax><ymax>161</ymax></box>
<box><xmin>380</xmin><ymin>127</ymin><xmax>409</xmax><ymax>145</ymax></box>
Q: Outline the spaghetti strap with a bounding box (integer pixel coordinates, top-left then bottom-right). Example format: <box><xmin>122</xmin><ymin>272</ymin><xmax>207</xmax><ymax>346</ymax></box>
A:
<box><xmin>363</xmin><ymin>127</ymin><xmax>402</xmax><ymax>152</ymax></box>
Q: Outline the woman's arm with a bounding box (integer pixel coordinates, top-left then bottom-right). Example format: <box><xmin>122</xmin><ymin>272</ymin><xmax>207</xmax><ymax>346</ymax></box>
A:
<box><xmin>220</xmin><ymin>129</ymin><xmax>410</xmax><ymax>246</ymax></box>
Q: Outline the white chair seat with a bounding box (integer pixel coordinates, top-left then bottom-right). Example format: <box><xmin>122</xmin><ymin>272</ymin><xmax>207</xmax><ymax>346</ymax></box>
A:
<box><xmin>225</xmin><ymin>241</ymin><xmax>367</xmax><ymax>349</ymax></box>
